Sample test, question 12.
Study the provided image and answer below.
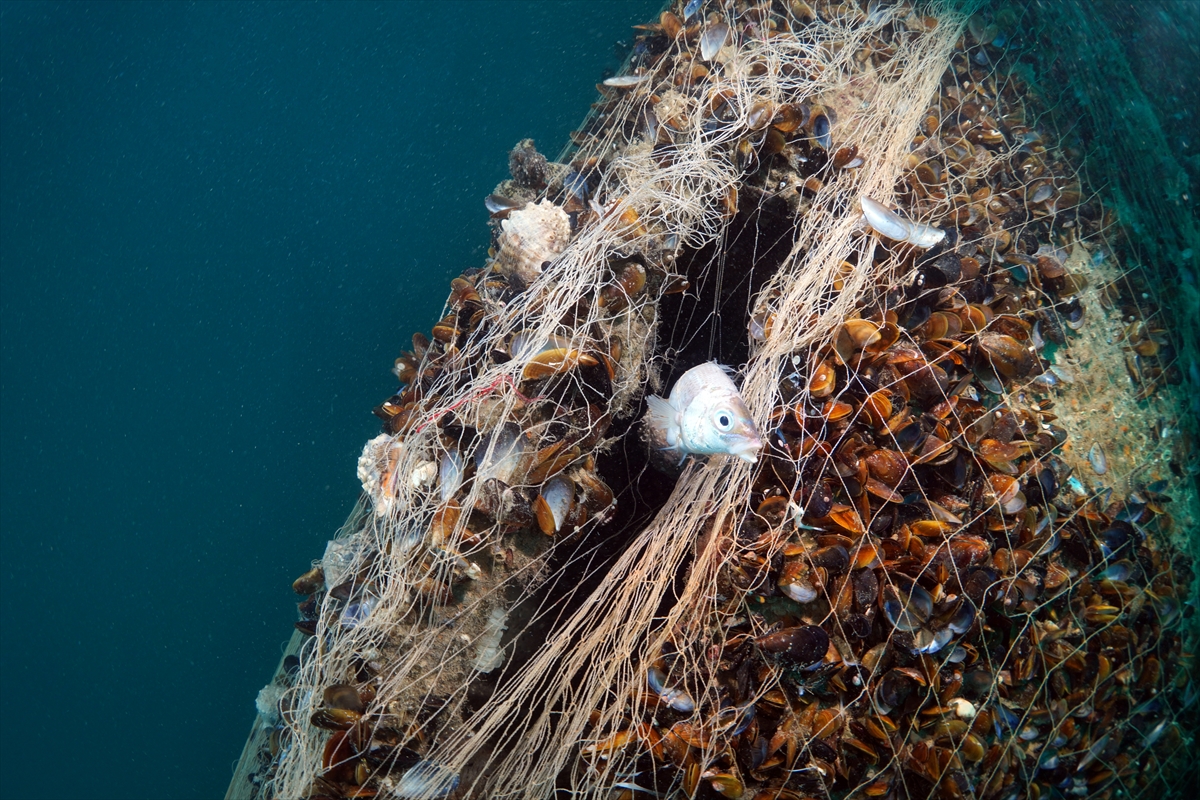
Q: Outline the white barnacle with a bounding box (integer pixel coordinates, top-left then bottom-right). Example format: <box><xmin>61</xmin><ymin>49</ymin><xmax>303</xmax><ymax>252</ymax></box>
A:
<box><xmin>410</xmin><ymin>460</ymin><xmax>438</xmax><ymax>490</ymax></box>
<box><xmin>493</xmin><ymin>199</ymin><xmax>571</xmax><ymax>284</ymax></box>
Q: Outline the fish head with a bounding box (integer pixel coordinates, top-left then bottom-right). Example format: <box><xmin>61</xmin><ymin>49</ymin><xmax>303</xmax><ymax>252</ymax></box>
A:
<box><xmin>679</xmin><ymin>386</ymin><xmax>763</xmax><ymax>463</ymax></box>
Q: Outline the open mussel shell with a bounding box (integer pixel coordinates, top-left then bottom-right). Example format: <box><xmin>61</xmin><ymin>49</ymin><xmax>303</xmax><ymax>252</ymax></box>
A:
<box><xmin>777</xmin><ymin>557</ymin><xmax>818</xmax><ymax>603</ymax></box>
<box><xmin>1098</xmin><ymin>520</ymin><xmax>1138</xmax><ymax>559</ymax></box>
<box><xmin>943</xmin><ymin>598</ymin><xmax>977</xmax><ymax>635</ymax></box>
<box><xmin>533</xmin><ymin>476</ymin><xmax>575</xmax><ymax>535</ymax></box>
<box><xmin>699</xmin><ymin>21</ymin><xmax>730</xmax><ymax>61</ymax></box>
<box><xmin>874</xmin><ymin>668</ymin><xmax>920</xmax><ymax>713</ymax></box>
<box><xmin>912</xmin><ymin>626</ymin><xmax>954</xmax><ymax>654</ymax></box>
<box><xmin>881</xmin><ymin>580</ymin><xmax>933</xmax><ymax>632</ymax></box>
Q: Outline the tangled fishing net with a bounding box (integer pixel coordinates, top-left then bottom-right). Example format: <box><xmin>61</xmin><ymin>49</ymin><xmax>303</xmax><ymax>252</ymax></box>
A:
<box><xmin>231</xmin><ymin>1</ymin><xmax>1199</xmax><ymax>799</ymax></box>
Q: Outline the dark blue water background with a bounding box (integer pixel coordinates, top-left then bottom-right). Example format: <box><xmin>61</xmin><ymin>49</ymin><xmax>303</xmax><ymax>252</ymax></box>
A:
<box><xmin>0</xmin><ymin>2</ymin><xmax>658</xmax><ymax>798</ymax></box>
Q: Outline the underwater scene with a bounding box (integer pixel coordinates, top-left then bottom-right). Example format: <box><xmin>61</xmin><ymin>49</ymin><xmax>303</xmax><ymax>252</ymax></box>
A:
<box><xmin>230</xmin><ymin>1</ymin><xmax>1200</xmax><ymax>798</ymax></box>
<box><xmin>1</xmin><ymin>1</ymin><xmax>1197</xmax><ymax>799</ymax></box>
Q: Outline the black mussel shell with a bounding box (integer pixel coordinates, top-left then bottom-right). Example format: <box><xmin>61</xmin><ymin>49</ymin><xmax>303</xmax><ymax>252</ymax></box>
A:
<box><xmin>844</xmin><ymin>613</ymin><xmax>872</xmax><ymax>640</ymax></box>
<box><xmin>801</xmin><ymin>482</ymin><xmax>834</xmax><ymax>519</ymax></box>
<box><xmin>876</xmin><ymin>668</ymin><xmax>917</xmax><ymax>708</ymax></box>
<box><xmin>739</xmin><ymin>735</ymin><xmax>769</xmax><ymax>771</ymax></box>
<box><xmin>811</xmin><ymin>545</ymin><xmax>850</xmax><ymax>573</ymax></box>
<box><xmin>962</xmin><ymin>668</ymin><xmax>994</xmax><ymax>698</ymax></box>
<box><xmin>364</xmin><ymin>744</ymin><xmax>423</xmax><ymax>773</ymax></box>
<box><xmin>310</xmin><ymin>707</ymin><xmax>360</xmax><ymax>731</ymax></box>
<box><xmin>1024</xmin><ymin>466</ymin><xmax>1058</xmax><ymax>503</ymax></box>
<box><xmin>964</xmin><ymin>567</ymin><xmax>999</xmax><ymax>605</ymax></box>
<box><xmin>297</xmin><ymin>596</ymin><xmax>320</xmax><ymax>620</ymax></box>
<box><xmin>755</xmin><ymin>625</ymin><xmax>830</xmax><ymax>667</ymax></box>
<box><xmin>1099</xmin><ymin>520</ymin><xmax>1138</xmax><ymax>559</ymax></box>
<box><xmin>853</xmin><ymin>569</ymin><xmax>879</xmax><ymax>609</ymax></box>
<box><xmin>810</xmin><ymin>739</ymin><xmax>837</xmax><ymax>762</ymax></box>
<box><xmin>328</xmin><ymin>579</ymin><xmax>361</xmax><ymax>602</ymax></box>
<box><xmin>892</xmin><ymin>420</ymin><xmax>926</xmax><ymax>452</ymax></box>
<box><xmin>901</xmin><ymin>302</ymin><xmax>933</xmax><ymax>330</ymax></box>
<box><xmin>919</xmin><ymin>251</ymin><xmax>963</xmax><ymax>288</ymax></box>
<box><xmin>938</xmin><ymin>448</ymin><xmax>971</xmax><ymax>489</ymax></box>
<box><xmin>961</xmin><ymin>276</ymin><xmax>988</xmax><ymax>304</ymax></box>
<box><xmin>881</xmin><ymin>580</ymin><xmax>933</xmax><ymax>632</ymax></box>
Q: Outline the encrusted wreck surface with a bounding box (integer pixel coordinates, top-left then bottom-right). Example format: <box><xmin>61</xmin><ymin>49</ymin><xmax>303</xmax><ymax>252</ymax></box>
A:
<box><xmin>230</xmin><ymin>2</ymin><xmax>1198</xmax><ymax>798</ymax></box>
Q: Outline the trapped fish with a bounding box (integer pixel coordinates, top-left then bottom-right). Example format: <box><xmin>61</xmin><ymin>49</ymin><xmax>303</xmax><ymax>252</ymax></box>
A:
<box><xmin>645</xmin><ymin>362</ymin><xmax>762</xmax><ymax>463</ymax></box>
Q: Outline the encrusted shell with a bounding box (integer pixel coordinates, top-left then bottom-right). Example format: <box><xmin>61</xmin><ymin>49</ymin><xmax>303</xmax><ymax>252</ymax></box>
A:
<box><xmin>357</xmin><ymin>433</ymin><xmax>404</xmax><ymax>516</ymax></box>
<box><xmin>494</xmin><ymin>199</ymin><xmax>571</xmax><ymax>284</ymax></box>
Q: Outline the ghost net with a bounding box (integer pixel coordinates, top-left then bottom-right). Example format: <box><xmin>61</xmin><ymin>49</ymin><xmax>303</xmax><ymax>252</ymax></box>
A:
<box><xmin>235</xmin><ymin>2</ymin><xmax>1198</xmax><ymax>799</ymax></box>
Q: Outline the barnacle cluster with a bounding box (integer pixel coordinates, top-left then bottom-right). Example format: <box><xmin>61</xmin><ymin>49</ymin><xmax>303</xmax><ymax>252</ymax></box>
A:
<box><xmin>230</xmin><ymin>1</ymin><xmax>1198</xmax><ymax>799</ymax></box>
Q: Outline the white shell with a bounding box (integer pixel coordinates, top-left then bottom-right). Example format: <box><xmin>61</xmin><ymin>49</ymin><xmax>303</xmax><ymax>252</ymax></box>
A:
<box><xmin>951</xmin><ymin>698</ymin><xmax>977</xmax><ymax>719</ymax></box>
<box><xmin>540</xmin><ymin>476</ymin><xmax>574</xmax><ymax>531</ymax></box>
<box><xmin>860</xmin><ymin>196</ymin><xmax>945</xmax><ymax>248</ymax></box>
<box><xmin>494</xmin><ymin>200</ymin><xmax>571</xmax><ymax>284</ymax></box>
<box><xmin>475</xmin><ymin>422</ymin><xmax>526</xmax><ymax>485</ymax></box>
<box><xmin>410</xmin><ymin>460</ymin><xmax>437</xmax><ymax>489</ymax></box>
<box><xmin>603</xmin><ymin>74</ymin><xmax>649</xmax><ymax>88</ymax></box>
<box><xmin>255</xmin><ymin>683</ymin><xmax>284</xmax><ymax>724</ymax></box>
<box><xmin>472</xmin><ymin>607</ymin><xmax>509</xmax><ymax>673</ymax></box>
<box><xmin>700</xmin><ymin>22</ymin><xmax>729</xmax><ymax>61</ymax></box>
<box><xmin>439</xmin><ymin>451</ymin><xmax>463</xmax><ymax>502</ymax></box>
<box><xmin>781</xmin><ymin>580</ymin><xmax>818</xmax><ymax>603</ymax></box>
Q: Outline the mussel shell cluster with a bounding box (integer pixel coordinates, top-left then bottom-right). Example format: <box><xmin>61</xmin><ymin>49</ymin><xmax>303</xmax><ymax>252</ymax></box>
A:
<box><xmin>572</xmin><ymin>2</ymin><xmax>1194</xmax><ymax>800</ymax></box>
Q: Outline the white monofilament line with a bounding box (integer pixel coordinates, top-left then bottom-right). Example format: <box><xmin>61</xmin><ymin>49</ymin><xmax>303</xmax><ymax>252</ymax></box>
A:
<box><xmin>269</xmin><ymin>3</ymin><xmax>969</xmax><ymax>798</ymax></box>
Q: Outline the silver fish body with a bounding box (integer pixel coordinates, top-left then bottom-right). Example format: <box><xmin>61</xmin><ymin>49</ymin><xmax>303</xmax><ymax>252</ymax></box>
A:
<box><xmin>645</xmin><ymin>362</ymin><xmax>763</xmax><ymax>463</ymax></box>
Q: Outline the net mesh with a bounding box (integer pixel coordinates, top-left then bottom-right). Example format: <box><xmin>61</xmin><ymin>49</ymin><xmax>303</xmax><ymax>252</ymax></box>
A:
<box><xmin>233</xmin><ymin>2</ymin><xmax>1199</xmax><ymax>799</ymax></box>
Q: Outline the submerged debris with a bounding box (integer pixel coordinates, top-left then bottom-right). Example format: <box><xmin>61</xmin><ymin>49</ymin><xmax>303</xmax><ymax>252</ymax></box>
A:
<box><xmin>232</xmin><ymin>1</ymin><xmax>1197</xmax><ymax>799</ymax></box>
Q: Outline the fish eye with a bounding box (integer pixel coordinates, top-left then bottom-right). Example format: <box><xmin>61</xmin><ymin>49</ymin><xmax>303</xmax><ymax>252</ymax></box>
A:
<box><xmin>714</xmin><ymin>411</ymin><xmax>733</xmax><ymax>431</ymax></box>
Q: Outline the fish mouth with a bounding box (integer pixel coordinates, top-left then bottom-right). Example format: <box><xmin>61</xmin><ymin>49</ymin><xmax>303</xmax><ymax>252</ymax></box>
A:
<box><xmin>727</xmin><ymin>436</ymin><xmax>764</xmax><ymax>463</ymax></box>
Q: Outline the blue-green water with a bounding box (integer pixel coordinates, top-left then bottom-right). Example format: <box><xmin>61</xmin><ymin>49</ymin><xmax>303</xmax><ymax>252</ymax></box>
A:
<box><xmin>0</xmin><ymin>2</ymin><xmax>657</xmax><ymax>798</ymax></box>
